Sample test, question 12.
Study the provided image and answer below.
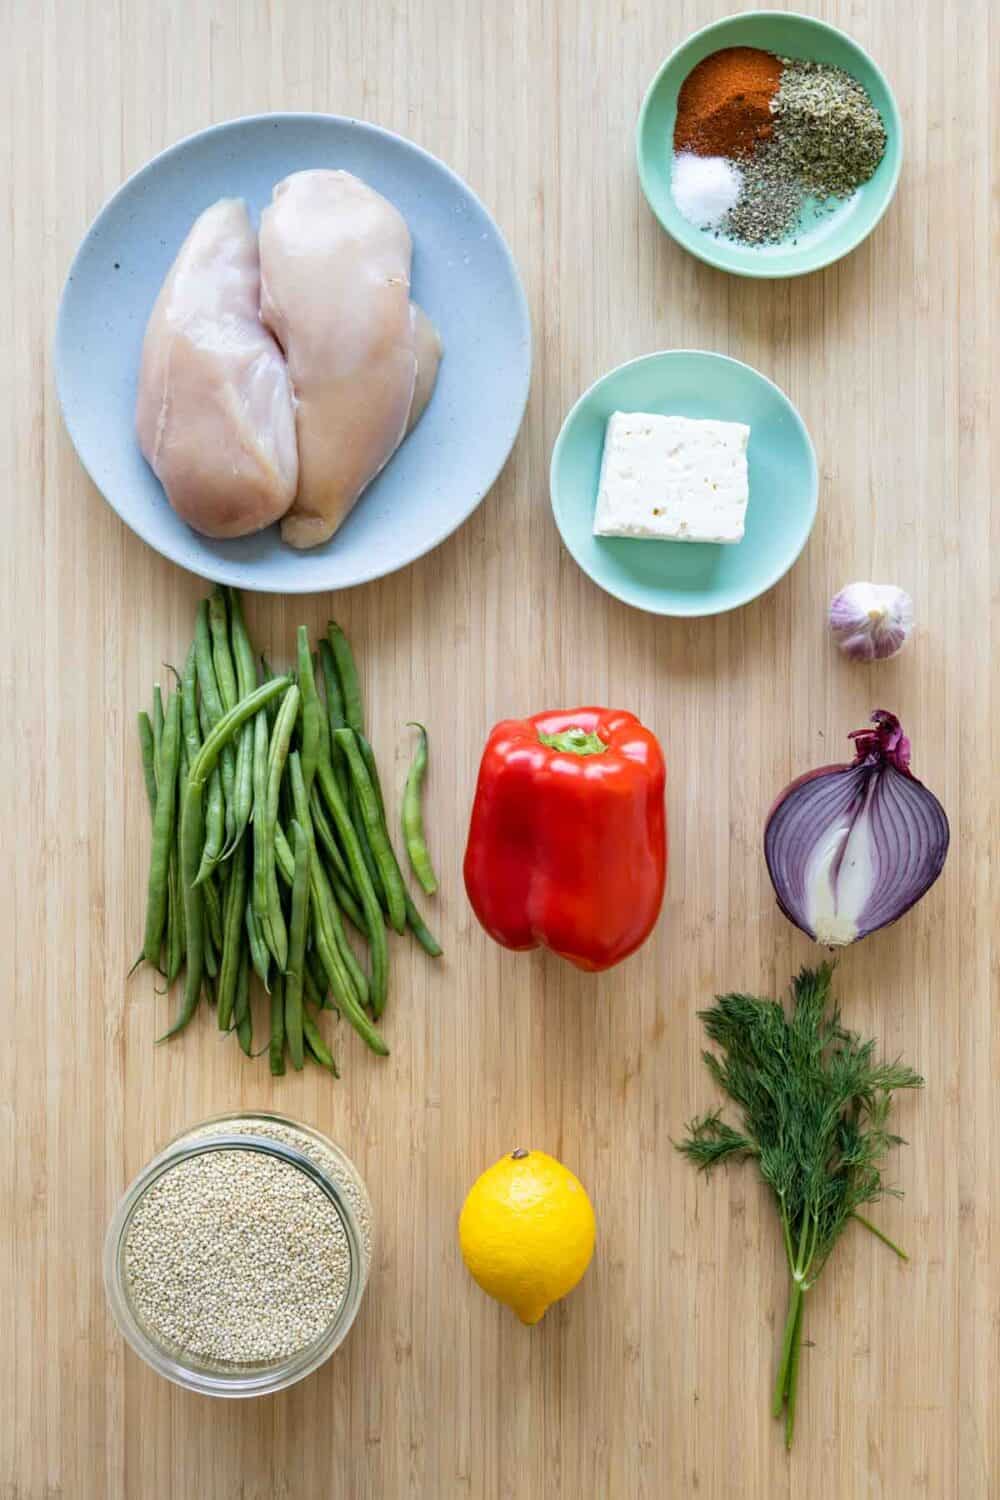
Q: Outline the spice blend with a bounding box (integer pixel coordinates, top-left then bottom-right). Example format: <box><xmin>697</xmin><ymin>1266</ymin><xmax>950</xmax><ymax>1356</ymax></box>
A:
<box><xmin>671</xmin><ymin>46</ymin><xmax>888</xmax><ymax>246</ymax></box>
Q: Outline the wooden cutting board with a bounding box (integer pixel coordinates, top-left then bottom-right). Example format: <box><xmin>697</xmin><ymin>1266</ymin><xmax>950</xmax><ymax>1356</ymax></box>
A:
<box><xmin>3</xmin><ymin>0</ymin><xmax>996</xmax><ymax>1495</ymax></box>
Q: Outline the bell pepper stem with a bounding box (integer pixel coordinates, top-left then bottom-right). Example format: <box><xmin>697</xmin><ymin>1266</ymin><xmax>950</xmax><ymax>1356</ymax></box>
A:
<box><xmin>537</xmin><ymin>727</ymin><xmax>607</xmax><ymax>756</ymax></box>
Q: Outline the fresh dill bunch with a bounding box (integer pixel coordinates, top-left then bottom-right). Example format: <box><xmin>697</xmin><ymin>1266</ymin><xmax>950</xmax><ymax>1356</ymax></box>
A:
<box><xmin>677</xmin><ymin>963</ymin><xmax>923</xmax><ymax>1449</ymax></box>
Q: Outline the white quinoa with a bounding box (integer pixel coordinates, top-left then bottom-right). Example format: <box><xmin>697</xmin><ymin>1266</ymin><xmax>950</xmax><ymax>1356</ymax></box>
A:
<box><xmin>124</xmin><ymin>1144</ymin><xmax>354</xmax><ymax>1367</ymax></box>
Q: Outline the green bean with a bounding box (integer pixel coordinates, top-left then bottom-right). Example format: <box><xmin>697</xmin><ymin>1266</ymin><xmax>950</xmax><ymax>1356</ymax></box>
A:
<box><xmin>304</xmin><ymin>945</ymin><xmax>329</xmax><ymax>1007</ymax></box>
<box><xmin>166</xmin><ymin>676</ymin><xmax>290</xmax><ymax>1042</ymax></box>
<box><xmin>258</xmin><ymin>684</ymin><xmax>299</xmax><ymax>969</ymax></box>
<box><xmin>194</xmin><ymin>598</ymin><xmax>236</xmax><ymax>840</ymax></box>
<box><xmin>203</xmin><ymin>874</ymin><xmax>223</xmax><ymax>953</ymax></box>
<box><xmin>208</xmin><ymin>588</ymin><xmax>238</xmax><ymax>712</ymax></box>
<box><xmin>143</xmin><ymin>689</ymin><xmax>182</xmax><ymax>965</ymax></box>
<box><xmin>251</xmin><ymin>708</ymin><xmax>271</xmax><ymax>925</ymax></box>
<box><xmin>245</xmin><ymin>898</ymin><xmax>270</xmax><ymax>990</ymax></box>
<box><xmin>194</xmin><ymin>692</ymin><xmax>225</xmax><ymax>886</ymax></box>
<box><xmin>227</xmin><ymin>589</ymin><xmax>256</xmax><ymax>694</ymax></box>
<box><xmin>138</xmin><ymin>713</ymin><xmax>158</xmax><ymax>814</ymax></box>
<box><xmin>401</xmin><ymin>723</ymin><xmax>438</xmax><ymax>894</ymax></box>
<box><xmin>302</xmin><ymin>1008</ymin><xmax>339</xmax><ymax>1075</ymax></box>
<box><xmin>404</xmin><ymin>891</ymin><xmax>443</xmax><ymax>957</ymax></box>
<box><xmin>216</xmin><ymin>840</ymin><xmax>249</xmax><ymax>1031</ymax></box>
<box><xmin>318</xmin><ymin>639</ymin><xmax>346</xmax><ymax>728</ymax></box>
<box><xmin>225</xmin><ymin>588</ymin><xmax>256</xmax><ymax>854</ymax></box>
<box><xmin>290</xmin><ymin>755</ymin><xmax>381</xmax><ymax>1042</ymax></box>
<box><xmin>165</xmin><ymin>851</ymin><xmax>183</xmax><ymax>984</ymax></box>
<box><xmin>296</xmin><ymin>625</ymin><xmax>324</xmax><ymax>796</ymax></box>
<box><xmin>327</xmin><ymin>622</ymin><xmax>364</xmax><ymax>734</ymax></box>
<box><xmin>315</xmin><ymin>755</ymin><xmax>388</xmax><ymax>1017</ymax></box>
<box><xmin>260</xmin><ymin>655</ymin><xmax>281</xmax><ymax>730</ymax></box>
<box><xmin>309</xmin><ymin>782</ymin><xmax>355</xmax><ymax>892</ymax></box>
<box><xmin>289</xmin><ymin>756</ymin><xmax>367</xmax><ymax>1011</ymax></box>
<box><xmin>284</xmin><ymin>821</ymin><xmax>310</xmax><ymax>1069</ymax></box>
<box><xmin>334</xmin><ymin>728</ymin><xmax>406</xmax><ymax>934</ymax></box>
<box><xmin>203</xmin><ymin>919</ymin><xmax>218</xmax><ymax>979</ymax></box>
<box><xmin>152</xmin><ymin>685</ymin><xmax>164</xmax><ymax>776</ymax></box>
<box><xmin>274</xmin><ymin>822</ymin><xmax>295</xmax><ymax>886</ymax></box>
<box><xmin>269</xmin><ymin>972</ymin><xmax>286</xmax><ymax>1075</ymax></box>
<box><xmin>180</xmin><ymin>644</ymin><xmax>202</xmax><ymax>764</ymax></box>
<box><xmin>187</xmin><ymin>677</ymin><xmax>292</xmax><ymax>790</ymax></box>
<box><xmin>234</xmin><ymin>946</ymin><xmax>252</xmax><ymax>1057</ymax></box>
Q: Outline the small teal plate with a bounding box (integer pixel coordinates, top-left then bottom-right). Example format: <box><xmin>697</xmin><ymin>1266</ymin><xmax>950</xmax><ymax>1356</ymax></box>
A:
<box><xmin>550</xmin><ymin>350</ymin><xmax>817</xmax><ymax>617</ymax></box>
<box><xmin>637</xmin><ymin>11</ymin><xmax>902</xmax><ymax>278</ymax></box>
<box><xmin>55</xmin><ymin>114</ymin><xmax>531</xmax><ymax>594</ymax></box>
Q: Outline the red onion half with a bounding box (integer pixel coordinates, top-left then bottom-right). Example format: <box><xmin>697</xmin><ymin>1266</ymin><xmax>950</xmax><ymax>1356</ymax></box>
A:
<box><xmin>764</xmin><ymin>711</ymin><xmax>949</xmax><ymax>946</ymax></box>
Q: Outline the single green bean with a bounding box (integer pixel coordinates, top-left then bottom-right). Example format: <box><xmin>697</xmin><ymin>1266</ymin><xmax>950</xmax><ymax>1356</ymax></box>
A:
<box><xmin>152</xmin><ymin>685</ymin><xmax>164</xmax><ymax>777</ymax></box>
<box><xmin>203</xmin><ymin>919</ymin><xmax>218</xmax><ymax>979</ymax></box>
<box><xmin>296</xmin><ymin>625</ymin><xmax>324</xmax><ymax>796</ymax></box>
<box><xmin>202</xmin><ymin>871</ymin><xmax>224</xmax><ymax>954</ymax></box>
<box><xmin>315</xmin><ymin>755</ymin><xmax>388</xmax><ymax>1017</ymax></box>
<box><xmin>138</xmin><ymin>713</ymin><xmax>158</xmax><ymax>813</ymax></box>
<box><xmin>309</xmin><ymin>782</ymin><xmax>355</xmax><ymax>892</ymax></box>
<box><xmin>404</xmin><ymin>891</ymin><xmax>443</xmax><ymax>957</ymax></box>
<box><xmin>251</xmin><ymin>708</ymin><xmax>271</xmax><ymax>924</ymax></box>
<box><xmin>318</xmin><ymin>638</ymin><xmax>346</xmax><ymax>729</ymax></box>
<box><xmin>302</xmin><ymin>1009</ymin><xmax>339</xmax><ymax>1075</ymax></box>
<box><xmin>234</xmin><ymin>946</ymin><xmax>252</xmax><ymax>1057</ymax></box>
<box><xmin>245</xmin><ymin>898</ymin><xmax>270</xmax><ymax>990</ymax></box>
<box><xmin>224</xmin><ymin>588</ymin><xmax>256</xmax><ymax>855</ymax></box>
<box><xmin>216</xmin><ymin>838</ymin><xmax>249</xmax><ymax>1031</ymax></box>
<box><xmin>258</xmin><ymin>685</ymin><xmax>299</xmax><ymax>969</ymax></box>
<box><xmin>143</xmin><ymin>689</ymin><xmax>182</xmax><ymax>965</ymax></box>
<box><xmin>194</xmin><ymin>696</ymin><xmax>225</xmax><ymax>885</ymax></box>
<box><xmin>274</xmin><ymin>822</ymin><xmax>294</xmax><ymax>886</ymax></box>
<box><xmin>208</xmin><ymin>587</ymin><xmax>238</xmax><ymax>712</ymax></box>
<box><xmin>327</xmin><ymin>622</ymin><xmax>364</xmax><ymax>733</ymax></box>
<box><xmin>309</xmin><ymin>895</ymin><xmax>387</xmax><ymax>1053</ymax></box>
<box><xmin>290</xmin><ymin>756</ymin><xmax>367</xmax><ymax>1012</ymax></box>
<box><xmin>304</xmin><ymin>944</ymin><xmax>329</xmax><ymax>1007</ymax></box>
<box><xmin>269</xmin><ymin>972</ymin><xmax>286</xmax><ymax>1075</ymax></box>
<box><xmin>165</xmin><ymin>850</ymin><xmax>183</xmax><ymax>984</ymax></box>
<box><xmin>180</xmin><ymin>644</ymin><xmax>202</xmax><ymax>763</ymax></box>
<box><xmin>402</xmin><ymin>723</ymin><xmax>438</xmax><ymax>895</ymax></box>
<box><xmin>284</xmin><ymin>821</ymin><xmax>310</xmax><ymax>1069</ymax></box>
<box><xmin>194</xmin><ymin>598</ymin><xmax>237</xmax><ymax>839</ymax></box>
<box><xmin>335</xmin><ymin>728</ymin><xmax>406</xmax><ymax>934</ymax></box>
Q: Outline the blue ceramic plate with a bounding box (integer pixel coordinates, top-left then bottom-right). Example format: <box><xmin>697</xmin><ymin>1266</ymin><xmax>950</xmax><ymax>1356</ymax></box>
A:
<box><xmin>55</xmin><ymin>114</ymin><xmax>532</xmax><ymax>593</ymax></box>
<box><xmin>636</xmin><ymin>11</ymin><xmax>902</xmax><ymax>278</ymax></box>
<box><xmin>550</xmin><ymin>350</ymin><xmax>817</xmax><ymax>617</ymax></box>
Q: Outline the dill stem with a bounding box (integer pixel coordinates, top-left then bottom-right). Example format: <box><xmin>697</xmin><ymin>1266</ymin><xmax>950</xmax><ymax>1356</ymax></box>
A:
<box><xmin>784</xmin><ymin>1293</ymin><xmax>805</xmax><ymax>1449</ymax></box>
<box><xmin>772</xmin><ymin>1279</ymin><xmax>804</xmax><ymax>1418</ymax></box>
<box><xmin>852</xmin><ymin>1211</ymin><xmax>909</xmax><ymax>1261</ymax></box>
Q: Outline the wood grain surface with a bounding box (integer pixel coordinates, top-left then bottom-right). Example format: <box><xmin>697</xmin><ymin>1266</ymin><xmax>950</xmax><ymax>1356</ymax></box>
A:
<box><xmin>2</xmin><ymin>0</ymin><xmax>997</xmax><ymax>1495</ymax></box>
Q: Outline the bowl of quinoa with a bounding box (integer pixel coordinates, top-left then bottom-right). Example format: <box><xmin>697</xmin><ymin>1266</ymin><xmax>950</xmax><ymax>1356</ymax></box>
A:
<box><xmin>636</xmin><ymin>11</ymin><xmax>902</xmax><ymax>277</ymax></box>
<box><xmin>104</xmin><ymin>1113</ymin><xmax>373</xmax><ymax>1396</ymax></box>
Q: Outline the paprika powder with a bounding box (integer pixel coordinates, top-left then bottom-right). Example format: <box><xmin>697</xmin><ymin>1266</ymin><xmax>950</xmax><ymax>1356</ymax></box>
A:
<box><xmin>674</xmin><ymin>46</ymin><xmax>783</xmax><ymax>159</ymax></box>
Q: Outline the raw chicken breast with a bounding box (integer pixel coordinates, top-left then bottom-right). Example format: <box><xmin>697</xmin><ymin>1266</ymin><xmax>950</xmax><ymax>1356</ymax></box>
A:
<box><xmin>136</xmin><ymin>198</ymin><xmax>298</xmax><ymax>539</ymax></box>
<box><xmin>406</xmin><ymin>303</ymin><xmax>442</xmax><ymax>436</ymax></box>
<box><xmin>259</xmin><ymin>170</ymin><xmax>418</xmax><ymax>550</ymax></box>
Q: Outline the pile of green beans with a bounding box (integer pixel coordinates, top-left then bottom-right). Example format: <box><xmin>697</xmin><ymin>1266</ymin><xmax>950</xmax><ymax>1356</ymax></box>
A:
<box><xmin>136</xmin><ymin>588</ymin><xmax>441</xmax><ymax>1077</ymax></box>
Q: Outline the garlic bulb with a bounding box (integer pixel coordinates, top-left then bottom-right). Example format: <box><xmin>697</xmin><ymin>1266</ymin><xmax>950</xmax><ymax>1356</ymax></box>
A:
<box><xmin>829</xmin><ymin>582</ymin><xmax>913</xmax><ymax>662</ymax></box>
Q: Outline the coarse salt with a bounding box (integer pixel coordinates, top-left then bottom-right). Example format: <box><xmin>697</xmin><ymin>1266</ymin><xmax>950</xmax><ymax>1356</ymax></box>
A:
<box><xmin>671</xmin><ymin>152</ymin><xmax>743</xmax><ymax>229</ymax></box>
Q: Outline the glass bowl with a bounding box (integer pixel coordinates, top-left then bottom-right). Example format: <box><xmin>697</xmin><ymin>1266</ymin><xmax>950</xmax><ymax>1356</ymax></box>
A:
<box><xmin>104</xmin><ymin>1111</ymin><xmax>372</xmax><ymax>1397</ymax></box>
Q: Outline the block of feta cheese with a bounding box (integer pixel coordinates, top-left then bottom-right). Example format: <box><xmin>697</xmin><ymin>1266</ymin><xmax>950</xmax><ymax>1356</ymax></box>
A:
<box><xmin>593</xmin><ymin>412</ymin><xmax>750</xmax><ymax>544</ymax></box>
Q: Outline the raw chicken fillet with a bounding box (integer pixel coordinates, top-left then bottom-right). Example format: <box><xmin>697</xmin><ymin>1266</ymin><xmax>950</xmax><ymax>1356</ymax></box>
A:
<box><xmin>259</xmin><ymin>170</ymin><xmax>422</xmax><ymax>549</ymax></box>
<box><xmin>136</xmin><ymin>198</ymin><xmax>298</xmax><ymax>538</ymax></box>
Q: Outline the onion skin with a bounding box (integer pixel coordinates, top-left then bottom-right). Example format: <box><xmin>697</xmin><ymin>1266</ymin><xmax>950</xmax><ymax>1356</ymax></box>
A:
<box><xmin>764</xmin><ymin>711</ymin><xmax>949</xmax><ymax>946</ymax></box>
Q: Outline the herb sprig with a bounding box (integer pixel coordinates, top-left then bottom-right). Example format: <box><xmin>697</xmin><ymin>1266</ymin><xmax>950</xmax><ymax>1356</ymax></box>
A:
<box><xmin>677</xmin><ymin>964</ymin><xmax>922</xmax><ymax>1448</ymax></box>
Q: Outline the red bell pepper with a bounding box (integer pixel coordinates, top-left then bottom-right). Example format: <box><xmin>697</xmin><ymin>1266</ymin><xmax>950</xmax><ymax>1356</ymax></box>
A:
<box><xmin>463</xmin><ymin>708</ymin><xmax>666</xmax><ymax>971</ymax></box>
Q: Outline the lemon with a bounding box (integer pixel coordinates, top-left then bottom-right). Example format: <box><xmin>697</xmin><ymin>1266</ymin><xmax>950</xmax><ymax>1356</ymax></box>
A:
<box><xmin>458</xmin><ymin>1149</ymin><xmax>596</xmax><ymax>1325</ymax></box>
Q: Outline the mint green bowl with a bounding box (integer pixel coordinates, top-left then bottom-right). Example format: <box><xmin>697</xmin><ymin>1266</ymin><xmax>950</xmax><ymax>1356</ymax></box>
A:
<box><xmin>636</xmin><ymin>11</ymin><xmax>902</xmax><ymax>278</ymax></box>
<box><xmin>549</xmin><ymin>350</ymin><xmax>818</xmax><ymax>617</ymax></box>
